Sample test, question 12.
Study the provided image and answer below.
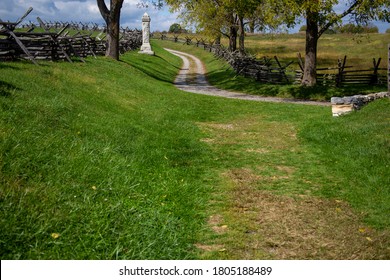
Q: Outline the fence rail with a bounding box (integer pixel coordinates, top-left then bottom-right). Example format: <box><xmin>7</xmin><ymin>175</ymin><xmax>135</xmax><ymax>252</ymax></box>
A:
<box><xmin>296</xmin><ymin>55</ymin><xmax>387</xmax><ymax>87</ymax></box>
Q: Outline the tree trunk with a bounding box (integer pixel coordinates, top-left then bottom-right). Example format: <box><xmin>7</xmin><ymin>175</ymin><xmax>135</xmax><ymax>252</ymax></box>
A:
<box><xmin>238</xmin><ymin>16</ymin><xmax>245</xmax><ymax>55</ymax></box>
<box><xmin>215</xmin><ymin>35</ymin><xmax>221</xmax><ymax>45</ymax></box>
<box><xmin>229</xmin><ymin>26</ymin><xmax>237</xmax><ymax>52</ymax></box>
<box><xmin>302</xmin><ymin>10</ymin><xmax>319</xmax><ymax>87</ymax></box>
<box><xmin>249</xmin><ymin>20</ymin><xmax>255</xmax><ymax>34</ymax></box>
<box><xmin>228</xmin><ymin>13</ymin><xmax>237</xmax><ymax>52</ymax></box>
<box><xmin>106</xmin><ymin>14</ymin><xmax>120</xmax><ymax>60</ymax></box>
<box><xmin>96</xmin><ymin>0</ymin><xmax>123</xmax><ymax>60</ymax></box>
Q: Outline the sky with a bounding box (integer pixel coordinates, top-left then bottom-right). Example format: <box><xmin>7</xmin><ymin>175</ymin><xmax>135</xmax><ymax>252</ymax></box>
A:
<box><xmin>0</xmin><ymin>0</ymin><xmax>179</xmax><ymax>32</ymax></box>
<box><xmin>0</xmin><ymin>0</ymin><xmax>389</xmax><ymax>33</ymax></box>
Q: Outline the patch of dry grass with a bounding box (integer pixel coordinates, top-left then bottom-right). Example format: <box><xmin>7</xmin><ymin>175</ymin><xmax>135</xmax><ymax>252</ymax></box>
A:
<box><xmin>195</xmin><ymin>115</ymin><xmax>390</xmax><ymax>259</ymax></box>
<box><xmin>224</xmin><ymin>168</ymin><xmax>390</xmax><ymax>260</ymax></box>
<box><xmin>198</xmin><ymin>118</ymin><xmax>298</xmax><ymax>152</ymax></box>
<box><xmin>223</xmin><ymin>33</ymin><xmax>390</xmax><ymax>71</ymax></box>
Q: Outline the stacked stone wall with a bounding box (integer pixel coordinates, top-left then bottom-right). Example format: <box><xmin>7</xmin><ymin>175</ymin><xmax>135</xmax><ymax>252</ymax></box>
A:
<box><xmin>331</xmin><ymin>92</ymin><xmax>390</xmax><ymax>117</ymax></box>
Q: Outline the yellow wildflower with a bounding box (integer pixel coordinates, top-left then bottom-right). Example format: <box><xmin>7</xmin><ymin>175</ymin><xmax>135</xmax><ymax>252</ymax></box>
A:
<box><xmin>51</xmin><ymin>233</ymin><xmax>60</xmax><ymax>239</ymax></box>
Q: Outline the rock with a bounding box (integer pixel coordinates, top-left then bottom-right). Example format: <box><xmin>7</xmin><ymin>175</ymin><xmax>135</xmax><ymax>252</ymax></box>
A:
<box><xmin>331</xmin><ymin>92</ymin><xmax>389</xmax><ymax>117</ymax></box>
<box><xmin>332</xmin><ymin>104</ymin><xmax>354</xmax><ymax>117</ymax></box>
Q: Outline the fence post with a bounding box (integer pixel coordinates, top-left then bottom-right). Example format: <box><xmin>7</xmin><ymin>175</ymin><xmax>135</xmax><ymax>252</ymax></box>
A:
<box><xmin>371</xmin><ymin>58</ymin><xmax>381</xmax><ymax>85</ymax></box>
<box><xmin>336</xmin><ymin>56</ymin><xmax>346</xmax><ymax>87</ymax></box>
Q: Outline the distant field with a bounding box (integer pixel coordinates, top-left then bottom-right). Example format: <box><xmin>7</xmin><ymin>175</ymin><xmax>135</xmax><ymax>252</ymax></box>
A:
<box><xmin>165</xmin><ymin>32</ymin><xmax>390</xmax><ymax>71</ymax></box>
<box><xmin>241</xmin><ymin>33</ymin><xmax>390</xmax><ymax>70</ymax></box>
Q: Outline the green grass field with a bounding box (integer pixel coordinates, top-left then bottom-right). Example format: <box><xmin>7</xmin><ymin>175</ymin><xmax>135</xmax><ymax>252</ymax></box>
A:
<box><xmin>0</xmin><ymin>39</ymin><xmax>389</xmax><ymax>259</ymax></box>
<box><xmin>242</xmin><ymin>33</ymin><xmax>390</xmax><ymax>69</ymax></box>
<box><xmin>179</xmin><ymin>32</ymin><xmax>390</xmax><ymax>69</ymax></box>
<box><xmin>157</xmin><ymin>33</ymin><xmax>389</xmax><ymax>100</ymax></box>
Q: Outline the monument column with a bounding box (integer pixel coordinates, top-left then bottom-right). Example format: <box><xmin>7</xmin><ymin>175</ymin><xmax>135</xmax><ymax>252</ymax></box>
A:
<box><xmin>139</xmin><ymin>12</ymin><xmax>154</xmax><ymax>55</ymax></box>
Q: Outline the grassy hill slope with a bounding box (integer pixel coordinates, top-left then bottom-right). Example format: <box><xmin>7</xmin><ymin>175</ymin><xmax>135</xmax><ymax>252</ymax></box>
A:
<box><xmin>0</xmin><ymin>45</ymin><xmax>215</xmax><ymax>259</ymax></box>
<box><xmin>1</xmin><ymin>42</ymin><xmax>389</xmax><ymax>259</ymax></box>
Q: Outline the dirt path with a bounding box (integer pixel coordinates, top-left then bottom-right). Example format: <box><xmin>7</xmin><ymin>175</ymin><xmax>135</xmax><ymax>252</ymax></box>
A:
<box><xmin>165</xmin><ymin>48</ymin><xmax>331</xmax><ymax>107</ymax></box>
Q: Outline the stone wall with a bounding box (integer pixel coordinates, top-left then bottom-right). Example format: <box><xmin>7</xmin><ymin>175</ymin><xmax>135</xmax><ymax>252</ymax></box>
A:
<box><xmin>331</xmin><ymin>92</ymin><xmax>390</xmax><ymax>117</ymax></box>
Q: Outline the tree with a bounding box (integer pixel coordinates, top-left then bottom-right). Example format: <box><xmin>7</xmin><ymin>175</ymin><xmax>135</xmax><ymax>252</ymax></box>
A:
<box><xmin>96</xmin><ymin>0</ymin><xmax>124</xmax><ymax>60</ymax></box>
<box><xmin>164</xmin><ymin>0</ymin><xmax>237</xmax><ymax>51</ymax></box>
<box><xmin>164</xmin><ymin>0</ymin><xmax>281</xmax><ymax>54</ymax></box>
<box><xmin>234</xmin><ymin>0</ymin><xmax>266</xmax><ymax>54</ymax></box>
<box><xmin>169</xmin><ymin>23</ymin><xmax>182</xmax><ymax>33</ymax></box>
<box><xmin>281</xmin><ymin>0</ymin><xmax>390</xmax><ymax>86</ymax></box>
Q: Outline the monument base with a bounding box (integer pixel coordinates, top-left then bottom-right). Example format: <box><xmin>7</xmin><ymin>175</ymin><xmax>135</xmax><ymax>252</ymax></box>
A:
<box><xmin>139</xmin><ymin>43</ymin><xmax>154</xmax><ymax>55</ymax></box>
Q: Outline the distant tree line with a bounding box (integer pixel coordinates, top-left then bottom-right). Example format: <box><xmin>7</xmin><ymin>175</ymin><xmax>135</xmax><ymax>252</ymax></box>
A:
<box><xmin>299</xmin><ymin>23</ymin><xmax>380</xmax><ymax>34</ymax></box>
<box><xmin>168</xmin><ymin>23</ymin><xmax>189</xmax><ymax>34</ymax></box>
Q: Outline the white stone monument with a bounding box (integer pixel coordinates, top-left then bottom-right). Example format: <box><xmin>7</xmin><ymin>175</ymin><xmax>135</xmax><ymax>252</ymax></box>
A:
<box><xmin>139</xmin><ymin>12</ymin><xmax>154</xmax><ymax>55</ymax></box>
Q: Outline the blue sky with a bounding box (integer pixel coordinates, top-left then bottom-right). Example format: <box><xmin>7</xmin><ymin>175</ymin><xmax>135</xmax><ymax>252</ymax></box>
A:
<box><xmin>0</xmin><ymin>0</ymin><xmax>179</xmax><ymax>32</ymax></box>
<box><xmin>1</xmin><ymin>0</ymin><xmax>389</xmax><ymax>33</ymax></box>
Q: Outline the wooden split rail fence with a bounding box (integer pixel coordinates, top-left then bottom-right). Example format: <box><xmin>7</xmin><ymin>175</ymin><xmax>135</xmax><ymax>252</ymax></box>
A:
<box><xmin>158</xmin><ymin>34</ymin><xmax>295</xmax><ymax>84</ymax></box>
<box><xmin>296</xmin><ymin>53</ymin><xmax>387</xmax><ymax>87</ymax></box>
<box><xmin>21</xmin><ymin>21</ymin><xmax>104</xmax><ymax>32</ymax></box>
<box><xmin>0</xmin><ymin>7</ymin><xmax>142</xmax><ymax>64</ymax></box>
<box><xmin>158</xmin><ymin>34</ymin><xmax>389</xmax><ymax>88</ymax></box>
<box><xmin>213</xmin><ymin>46</ymin><xmax>295</xmax><ymax>84</ymax></box>
<box><xmin>158</xmin><ymin>34</ymin><xmax>217</xmax><ymax>52</ymax></box>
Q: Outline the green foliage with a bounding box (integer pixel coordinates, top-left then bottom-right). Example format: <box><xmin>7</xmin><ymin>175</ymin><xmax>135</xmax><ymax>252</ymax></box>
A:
<box><xmin>335</xmin><ymin>23</ymin><xmax>379</xmax><ymax>34</ymax></box>
<box><xmin>281</xmin><ymin>0</ymin><xmax>390</xmax><ymax>31</ymax></box>
<box><xmin>300</xmin><ymin>23</ymin><xmax>378</xmax><ymax>34</ymax></box>
<box><xmin>165</xmin><ymin>0</ymin><xmax>283</xmax><ymax>38</ymax></box>
<box><xmin>169</xmin><ymin>23</ymin><xmax>182</xmax><ymax>33</ymax></box>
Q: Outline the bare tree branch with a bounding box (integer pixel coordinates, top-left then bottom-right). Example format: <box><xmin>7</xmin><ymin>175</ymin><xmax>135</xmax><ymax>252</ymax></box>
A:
<box><xmin>318</xmin><ymin>0</ymin><xmax>362</xmax><ymax>37</ymax></box>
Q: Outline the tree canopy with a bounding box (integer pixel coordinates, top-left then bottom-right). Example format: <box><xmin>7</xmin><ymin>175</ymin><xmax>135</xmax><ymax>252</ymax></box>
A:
<box><xmin>164</xmin><ymin>0</ymin><xmax>283</xmax><ymax>52</ymax></box>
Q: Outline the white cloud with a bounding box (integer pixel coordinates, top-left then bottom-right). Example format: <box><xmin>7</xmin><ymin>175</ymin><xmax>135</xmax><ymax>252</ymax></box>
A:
<box><xmin>1</xmin><ymin>1</ymin><xmax>386</xmax><ymax>32</ymax></box>
<box><xmin>53</xmin><ymin>1</ymin><xmax>102</xmax><ymax>22</ymax></box>
<box><xmin>0</xmin><ymin>0</ymin><xmax>179</xmax><ymax>31</ymax></box>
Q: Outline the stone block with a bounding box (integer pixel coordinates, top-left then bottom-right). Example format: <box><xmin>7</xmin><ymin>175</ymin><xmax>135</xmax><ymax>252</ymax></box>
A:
<box><xmin>332</xmin><ymin>104</ymin><xmax>354</xmax><ymax>117</ymax></box>
<box><xmin>331</xmin><ymin>92</ymin><xmax>389</xmax><ymax>117</ymax></box>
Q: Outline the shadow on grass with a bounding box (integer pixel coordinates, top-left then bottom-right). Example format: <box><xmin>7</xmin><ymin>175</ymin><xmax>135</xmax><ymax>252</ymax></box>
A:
<box><xmin>0</xmin><ymin>81</ymin><xmax>19</xmax><ymax>97</ymax></box>
<box><xmin>121</xmin><ymin>54</ymin><xmax>180</xmax><ymax>84</ymax></box>
<box><xmin>0</xmin><ymin>62</ymin><xmax>21</xmax><ymax>70</ymax></box>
